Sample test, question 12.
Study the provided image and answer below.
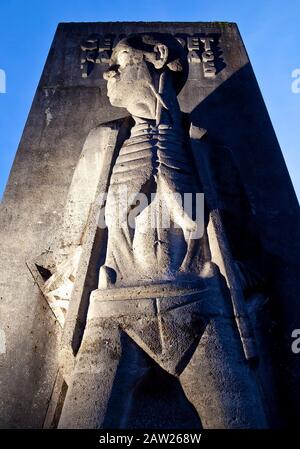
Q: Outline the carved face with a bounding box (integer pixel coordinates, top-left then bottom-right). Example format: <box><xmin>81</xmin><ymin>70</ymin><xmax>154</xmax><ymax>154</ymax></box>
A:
<box><xmin>103</xmin><ymin>41</ymin><xmax>156</xmax><ymax>119</ymax></box>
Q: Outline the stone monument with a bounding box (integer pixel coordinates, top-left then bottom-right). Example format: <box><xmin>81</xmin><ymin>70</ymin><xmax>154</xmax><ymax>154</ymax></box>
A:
<box><xmin>0</xmin><ymin>22</ymin><xmax>299</xmax><ymax>429</ymax></box>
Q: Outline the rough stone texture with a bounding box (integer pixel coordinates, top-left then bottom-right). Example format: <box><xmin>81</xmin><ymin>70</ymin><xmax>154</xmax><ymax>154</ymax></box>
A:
<box><xmin>0</xmin><ymin>22</ymin><xmax>299</xmax><ymax>428</ymax></box>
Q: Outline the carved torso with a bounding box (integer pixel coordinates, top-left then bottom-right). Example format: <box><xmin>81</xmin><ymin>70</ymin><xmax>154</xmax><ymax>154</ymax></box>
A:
<box><xmin>101</xmin><ymin>120</ymin><xmax>211</xmax><ymax>288</ymax></box>
<box><xmin>110</xmin><ymin>121</ymin><xmax>194</xmax><ymax>193</ymax></box>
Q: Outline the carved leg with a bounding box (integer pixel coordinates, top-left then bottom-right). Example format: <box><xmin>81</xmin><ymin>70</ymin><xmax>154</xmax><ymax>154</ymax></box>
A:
<box><xmin>58</xmin><ymin>318</ymin><xmax>150</xmax><ymax>429</ymax></box>
<box><xmin>179</xmin><ymin>317</ymin><xmax>269</xmax><ymax>429</ymax></box>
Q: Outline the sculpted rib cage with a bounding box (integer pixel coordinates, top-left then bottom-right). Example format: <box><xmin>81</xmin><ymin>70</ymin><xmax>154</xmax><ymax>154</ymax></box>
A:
<box><xmin>110</xmin><ymin>123</ymin><xmax>194</xmax><ymax>189</ymax></box>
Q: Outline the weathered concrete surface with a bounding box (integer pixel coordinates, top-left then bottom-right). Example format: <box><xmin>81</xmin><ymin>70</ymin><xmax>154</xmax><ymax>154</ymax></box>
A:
<box><xmin>0</xmin><ymin>22</ymin><xmax>299</xmax><ymax>428</ymax></box>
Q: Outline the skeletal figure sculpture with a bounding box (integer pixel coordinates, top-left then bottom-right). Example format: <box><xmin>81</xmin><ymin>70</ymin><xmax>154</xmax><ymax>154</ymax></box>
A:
<box><xmin>99</xmin><ymin>34</ymin><xmax>207</xmax><ymax>288</ymax></box>
<box><xmin>57</xmin><ymin>34</ymin><xmax>270</xmax><ymax>429</ymax></box>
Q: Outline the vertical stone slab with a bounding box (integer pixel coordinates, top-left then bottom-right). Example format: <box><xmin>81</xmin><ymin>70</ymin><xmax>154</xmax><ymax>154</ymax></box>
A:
<box><xmin>0</xmin><ymin>22</ymin><xmax>299</xmax><ymax>428</ymax></box>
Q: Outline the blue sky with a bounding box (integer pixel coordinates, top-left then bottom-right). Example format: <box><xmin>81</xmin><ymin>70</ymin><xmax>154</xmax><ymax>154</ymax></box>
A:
<box><xmin>0</xmin><ymin>0</ymin><xmax>299</xmax><ymax>199</ymax></box>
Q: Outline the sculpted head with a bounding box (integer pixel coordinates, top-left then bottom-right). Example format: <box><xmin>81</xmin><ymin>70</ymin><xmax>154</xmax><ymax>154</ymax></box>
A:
<box><xmin>103</xmin><ymin>33</ymin><xmax>188</xmax><ymax>120</ymax></box>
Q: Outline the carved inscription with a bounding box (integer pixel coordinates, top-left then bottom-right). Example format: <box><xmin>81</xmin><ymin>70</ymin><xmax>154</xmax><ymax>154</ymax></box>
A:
<box><xmin>200</xmin><ymin>37</ymin><xmax>216</xmax><ymax>78</ymax></box>
<box><xmin>80</xmin><ymin>33</ymin><xmax>223</xmax><ymax>79</ymax></box>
